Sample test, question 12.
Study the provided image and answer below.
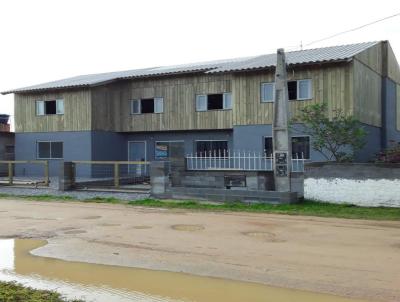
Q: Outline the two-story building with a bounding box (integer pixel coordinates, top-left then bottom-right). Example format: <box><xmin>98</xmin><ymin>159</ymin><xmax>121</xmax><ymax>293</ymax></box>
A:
<box><xmin>2</xmin><ymin>41</ymin><xmax>400</xmax><ymax>175</ymax></box>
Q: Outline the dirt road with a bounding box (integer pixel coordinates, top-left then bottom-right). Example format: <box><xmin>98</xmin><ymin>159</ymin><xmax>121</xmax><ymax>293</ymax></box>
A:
<box><xmin>0</xmin><ymin>199</ymin><xmax>399</xmax><ymax>301</ymax></box>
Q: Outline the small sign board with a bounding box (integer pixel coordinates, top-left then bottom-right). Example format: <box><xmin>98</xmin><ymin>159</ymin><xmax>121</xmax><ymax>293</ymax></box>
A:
<box><xmin>224</xmin><ymin>175</ymin><xmax>246</xmax><ymax>188</ymax></box>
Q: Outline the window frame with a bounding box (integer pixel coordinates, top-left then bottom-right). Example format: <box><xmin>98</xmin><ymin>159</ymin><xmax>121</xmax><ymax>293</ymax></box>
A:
<box><xmin>296</xmin><ymin>79</ymin><xmax>312</xmax><ymax>101</ymax></box>
<box><xmin>130</xmin><ymin>98</ymin><xmax>164</xmax><ymax>115</ymax></box>
<box><xmin>260</xmin><ymin>82</ymin><xmax>275</xmax><ymax>103</ymax></box>
<box><xmin>36</xmin><ymin>100</ymin><xmax>45</xmax><ymax>116</ymax></box>
<box><xmin>154</xmin><ymin>97</ymin><xmax>164</xmax><ymax>114</ymax></box>
<box><xmin>130</xmin><ymin>99</ymin><xmax>141</xmax><ymax>115</ymax></box>
<box><xmin>195</xmin><ymin>93</ymin><xmax>232</xmax><ymax>112</ymax></box>
<box><xmin>36</xmin><ymin>141</ymin><xmax>64</xmax><ymax>160</ymax></box>
<box><xmin>263</xmin><ymin>135</ymin><xmax>311</xmax><ymax>160</ymax></box>
<box><xmin>36</xmin><ymin>99</ymin><xmax>64</xmax><ymax>116</ymax></box>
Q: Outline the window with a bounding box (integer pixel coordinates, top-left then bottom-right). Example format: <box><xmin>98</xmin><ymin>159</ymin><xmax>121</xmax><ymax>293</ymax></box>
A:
<box><xmin>288</xmin><ymin>79</ymin><xmax>312</xmax><ymax>100</ymax></box>
<box><xmin>36</xmin><ymin>100</ymin><xmax>64</xmax><ymax>116</ymax></box>
<box><xmin>155</xmin><ymin>141</ymin><xmax>184</xmax><ymax>160</ymax></box>
<box><xmin>196</xmin><ymin>95</ymin><xmax>207</xmax><ymax>111</ymax></box>
<box><xmin>195</xmin><ymin>93</ymin><xmax>232</xmax><ymax>111</ymax></box>
<box><xmin>37</xmin><ymin>142</ymin><xmax>63</xmax><ymax>159</ymax></box>
<box><xmin>291</xmin><ymin>136</ymin><xmax>310</xmax><ymax>159</ymax></box>
<box><xmin>131</xmin><ymin>100</ymin><xmax>141</xmax><ymax>114</ymax></box>
<box><xmin>130</xmin><ymin>98</ymin><xmax>164</xmax><ymax>114</ymax></box>
<box><xmin>196</xmin><ymin>140</ymin><xmax>228</xmax><ymax>156</ymax></box>
<box><xmin>261</xmin><ymin>82</ymin><xmax>275</xmax><ymax>102</ymax></box>
<box><xmin>264</xmin><ymin>136</ymin><xmax>310</xmax><ymax>159</ymax></box>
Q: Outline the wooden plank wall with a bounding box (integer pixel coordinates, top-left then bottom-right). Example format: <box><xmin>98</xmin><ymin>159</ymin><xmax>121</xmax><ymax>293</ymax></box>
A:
<box><xmin>91</xmin><ymin>74</ymin><xmax>233</xmax><ymax>132</ymax></box>
<box><xmin>232</xmin><ymin>63</ymin><xmax>353</xmax><ymax>125</ymax></box>
<box><xmin>352</xmin><ymin>60</ymin><xmax>382</xmax><ymax>127</ymax></box>
<box><xmin>14</xmin><ymin>89</ymin><xmax>91</xmax><ymax>132</ymax></box>
<box><xmin>397</xmin><ymin>84</ymin><xmax>400</xmax><ymax>131</ymax></box>
<box><xmin>387</xmin><ymin>44</ymin><xmax>400</xmax><ymax>84</ymax></box>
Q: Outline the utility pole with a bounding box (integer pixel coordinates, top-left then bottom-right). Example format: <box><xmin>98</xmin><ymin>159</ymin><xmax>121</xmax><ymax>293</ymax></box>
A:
<box><xmin>273</xmin><ymin>48</ymin><xmax>292</xmax><ymax>192</ymax></box>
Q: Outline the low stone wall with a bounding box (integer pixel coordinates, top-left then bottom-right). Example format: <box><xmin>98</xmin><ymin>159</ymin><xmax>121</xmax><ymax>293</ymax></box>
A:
<box><xmin>305</xmin><ymin>162</ymin><xmax>400</xmax><ymax>207</ymax></box>
<box><xmin>150</xmin><ymin>160</ymin><xmax>302</xmax><ymax>204</ymax></box>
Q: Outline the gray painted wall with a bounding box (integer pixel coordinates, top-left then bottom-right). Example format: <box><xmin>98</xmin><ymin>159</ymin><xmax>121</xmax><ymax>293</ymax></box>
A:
<box><xmin>15</xmin><ymin>132</ymin><xmax>92</xmax><ymax>176</ymax></box>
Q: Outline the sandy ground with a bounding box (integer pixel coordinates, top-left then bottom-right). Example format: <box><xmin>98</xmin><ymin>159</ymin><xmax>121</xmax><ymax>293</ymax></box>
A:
<box><xmin>0</xmin><ymin>199</ymin><xmax>399</xmax><ymax>302</ymax></box>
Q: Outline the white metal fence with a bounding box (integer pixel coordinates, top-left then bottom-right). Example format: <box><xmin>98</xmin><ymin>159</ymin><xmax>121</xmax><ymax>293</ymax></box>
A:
<box><xmin>186</xmin><ymin>150</ymin><xmax>305</xmax><ymax>172</ymax></box>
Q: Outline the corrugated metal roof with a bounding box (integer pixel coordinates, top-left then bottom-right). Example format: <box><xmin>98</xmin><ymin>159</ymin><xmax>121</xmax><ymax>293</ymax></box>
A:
<box><xmin>1</xmin><ymin>41</ymin><xmax>379</xmax><ymax>95</ymax></box>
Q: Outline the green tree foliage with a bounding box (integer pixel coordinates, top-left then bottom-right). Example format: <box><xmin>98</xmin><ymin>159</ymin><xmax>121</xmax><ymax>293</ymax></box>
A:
<box><xmin>293</xmin><ymin>103</ymin><xmax>366</xmax><ymax>162</ymax></box>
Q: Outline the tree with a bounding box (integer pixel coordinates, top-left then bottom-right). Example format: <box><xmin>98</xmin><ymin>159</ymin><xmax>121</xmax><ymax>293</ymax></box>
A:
<box><xmin>292</xmin><ymin>103</ymin><xmax>366</xmax><ymax>162</ymax></box>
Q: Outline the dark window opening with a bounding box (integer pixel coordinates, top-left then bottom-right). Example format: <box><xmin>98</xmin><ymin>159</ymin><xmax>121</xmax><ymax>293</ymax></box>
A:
<box><xmin>37</xmin><ymin>142</ymin><xmax>63</xmax><ymax>159</ymax></box>
<box><xmin>45</xmin><ymin>100</ymin><xmax>57</xmax><ymax>114</ymax></box>
<box><xmin>288</xmin><ymin>81</ymin><xmax>297</xmax><ymax>100</ymax></box>
<box><xmin>264</xmin><ymin>136</ymin><xmax>310</xmax><ymax>159</ymax></box>
<box><xmin>207</xmin><ymin>94</ymin><xmax>223</xmax><ymax>110</ymax></box>
<box><xmin>141</xmin><ymin>98</ymin><xmax>155</xmax><ymax>113</ymax></box>
<box><xmin>196</xmin><ymin>141</ymin><xmax>228</xmax><ymax>157</ymax></box>
<box><xmin>292</xmin><ymin>137</ymin><xmax>310</xmax><ymax>159</ymax></box>
<box><xmin>264</xmin><ymin>137</ymin><xmax>273</xmax><ymax>157</ymax></box>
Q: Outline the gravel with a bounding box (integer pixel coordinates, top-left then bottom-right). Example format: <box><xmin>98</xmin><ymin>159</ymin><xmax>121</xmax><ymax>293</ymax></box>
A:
<box><xmin>0</xmin><ymin>177</ymin><xmax>150</xmax><ymax>201</ymax></box>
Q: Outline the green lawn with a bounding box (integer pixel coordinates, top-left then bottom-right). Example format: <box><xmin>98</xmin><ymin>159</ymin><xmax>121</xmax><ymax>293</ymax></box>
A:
<box><xmin>0</xmin><ymin>281</ymin><xmax>84</xmax><ymax>302</ymax></box>
<box><xmin>0</xmin><ymin>193</ymin><xmax>399</xmax><ymax>221</ymax></box>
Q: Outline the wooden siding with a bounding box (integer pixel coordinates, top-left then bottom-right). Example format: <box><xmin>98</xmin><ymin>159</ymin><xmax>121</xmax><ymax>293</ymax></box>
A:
<box><xmin>355</xmin><ymin>43</ymin><xmax>383</xmax><ymax>76</ymax></box>
<box><xmin>14</xmin><ymin>89</ymin><xmax>91</xmax><ymax>132</ymax></box>
<box><xmin>388</xmin><ymin>44</ymin><xmax>400</xmax><ymax>84</ymax></box>
<box><xmin>352</xmin><ymin>60</ymin><xmax>382</xmax><ymax>127</ymax></box>
<box><xmin>91</xmin><ymin>75</ymin><xmax>233</xmax><ymax>132</ymax></box>
<box><xmin>232</xmin><ymin>64</ymin><xmax>353</xmax><ymax>125</ymax></box>
<box><xmin>397</xmin><ymin>84</ymin><xmax>400</xmax><ymax>131</ymax></box>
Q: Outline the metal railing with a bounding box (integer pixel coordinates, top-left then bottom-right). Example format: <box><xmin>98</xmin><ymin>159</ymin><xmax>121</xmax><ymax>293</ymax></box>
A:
<box><xmin>186</xmin><ymin>150</ymin><xmax>305</xmax><ymax>172</ymax></box>
<box><xmin>0</xmin><ymin>160</ymin><xmax>49</xmax><ymax>186</ymax></box>
<box><xmin>71</xmin><ymin>160</ymin><xmax>150</xmax><ymax>190</ymax></box>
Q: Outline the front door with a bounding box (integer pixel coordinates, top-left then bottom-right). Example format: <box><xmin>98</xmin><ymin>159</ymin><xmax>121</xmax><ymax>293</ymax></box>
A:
<box><xmin>128</xmin><ymin>141</ymin><xmax>146</xmax><ymax>175</ymax></box>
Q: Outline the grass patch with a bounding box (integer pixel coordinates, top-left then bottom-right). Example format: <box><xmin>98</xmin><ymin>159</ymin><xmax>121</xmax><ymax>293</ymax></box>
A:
<box><xmin>128</xmin><ymin>198</ymin><xmax>400</xmax><ymax>221</ymax></box>
<box><xmin>0</xmin><ymin>193</ymin><xmax>399</xmax><ymax>220</ymax></box>
<box><xmin>0</xmin><ymin>281</ymin><xmax>84</xmax><ymax>302</ymax></box>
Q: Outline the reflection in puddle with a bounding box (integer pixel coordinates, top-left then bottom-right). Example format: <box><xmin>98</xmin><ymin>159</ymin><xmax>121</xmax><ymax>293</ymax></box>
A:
<box><xmin>0</xmin><ymin>239</ymin><xmax>370</xmax><ymax>302</ymax></box>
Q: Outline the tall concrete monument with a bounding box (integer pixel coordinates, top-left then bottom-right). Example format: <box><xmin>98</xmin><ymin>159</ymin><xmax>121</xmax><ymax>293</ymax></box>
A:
<box><xmin>273</xmin><ymin>48</ymin><xmax>292</xmax><ymax>192</ymax></box>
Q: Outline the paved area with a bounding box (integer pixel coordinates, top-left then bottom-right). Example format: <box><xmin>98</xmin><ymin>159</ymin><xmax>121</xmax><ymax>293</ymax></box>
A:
<box><xmin>0</xmin><ymin>199</ymin><xmax>399</xmax><ymax>302</ymax></box>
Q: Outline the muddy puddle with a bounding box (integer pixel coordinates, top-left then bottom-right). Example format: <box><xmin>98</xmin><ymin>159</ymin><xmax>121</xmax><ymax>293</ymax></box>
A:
<box><xmin>0</xmin><ymin>239</ymin><xmax>371</xmax><ymax>302</ymax></box>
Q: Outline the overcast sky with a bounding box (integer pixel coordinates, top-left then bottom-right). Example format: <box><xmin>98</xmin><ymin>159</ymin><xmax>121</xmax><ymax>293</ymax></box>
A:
<box><xmin>0</xmin><ymin>0</ymin><xmax>399</xmax><ymax>130</ymax></box>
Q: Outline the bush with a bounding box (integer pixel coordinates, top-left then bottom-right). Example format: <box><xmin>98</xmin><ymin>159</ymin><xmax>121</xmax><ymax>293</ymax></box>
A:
<box><xmin>376</xmin><ymin>143</ymin><xmax>400</xmax><ymax>163</ymax></box>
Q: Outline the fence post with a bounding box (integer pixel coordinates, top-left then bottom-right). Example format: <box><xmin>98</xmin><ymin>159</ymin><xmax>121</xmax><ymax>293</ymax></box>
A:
<box><xmin>44</xmin><ymin>161</ymin><xmax>49</xmax><ymax>186</ymax></box>
<box><xmin>8</xmin><ymin>162</ymin><xmax>13</xmax><ymax>185</ymax></box>
<box><xmin>114</xmin><ymin>163</ymin><xmax>120</xmax><ymax>188</ymax></box>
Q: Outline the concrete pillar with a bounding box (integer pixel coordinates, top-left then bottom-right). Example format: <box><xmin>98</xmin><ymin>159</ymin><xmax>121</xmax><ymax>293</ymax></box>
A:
<box><xmin>273</xmin><ymin>48</ymin><xmax>292</xmax><ymax>192</ymax></box>
<box><xmin>59</xmin><ymin>162</ymin><xmax>75</xmax><ymax>191</ymax></box>
<box><xmin>150</xmin><ymin>161</ymin><xmax>170</xmax><ymax>196</ymax></box>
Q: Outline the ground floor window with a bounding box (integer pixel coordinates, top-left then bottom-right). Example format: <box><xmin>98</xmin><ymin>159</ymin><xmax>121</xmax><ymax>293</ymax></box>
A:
<box><xmin>195</xmin><ymin>140</ymin><xmax>228</xmax><ymax>156</ymax></box>
<box><xmin>155</xmin><ymin>141</ymin><xmax>185</xmax><ymax>160</ymax></box>
<box><xmin>37</xmin><ymin>141</ymin><xmax>63</xmax><ymax>159</ymax></box>
<box><xmin>264</xmin><ymin>136</ymin><xmax>310</xmax><ymax>159</ymax></box>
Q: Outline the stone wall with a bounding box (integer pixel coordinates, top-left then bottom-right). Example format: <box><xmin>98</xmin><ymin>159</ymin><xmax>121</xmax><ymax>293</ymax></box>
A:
<box><xmin>304</xmin><ymin>162</ymin><xmax>400</xmax><ymax>207</ymax></box>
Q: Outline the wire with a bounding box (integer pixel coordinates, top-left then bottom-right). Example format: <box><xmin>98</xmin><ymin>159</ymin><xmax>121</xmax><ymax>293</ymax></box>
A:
<box><xmin>305</xmin><ymin>12</ymin><xmax>400</xmax><ymax>47</ymax></box>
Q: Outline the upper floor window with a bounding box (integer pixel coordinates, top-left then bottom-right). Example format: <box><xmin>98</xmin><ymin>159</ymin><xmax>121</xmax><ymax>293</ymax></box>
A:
<box><xmin>260</xmin><ymin>79</ymin><xmax>312</xmax><ymax>102</ymax></box>
<box><xmin>288</xmin><ymin>79</ymin><xmax>312</xmax><ymax>100</ymax></box>
<box><xmin>196</xmin><ymin>93</ymin><xmax>232</xmax><ymax>111</ymax></box>
<box><xmin>264</xmin><ymin>136</ymin><xmax>310</xmax><ymax>159</ymax></box>
<box><xmin>130</xmin><ymin>98</ymin><xmax>164</xmax><ymax>114</ymax></box>
<box><xmin>37</xmin><ymin>141</ymin><xmax>63</xmax><ymax>159</ymax></box>
<box><xmin>36</xmin><ymin>99</ymin><xmax>64</xmax><ymax>116</ymax></box>
<box><xmin>261</xmin><ymin>82</ymin><xmax>275</xmax><ymax>102</ymax></box>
